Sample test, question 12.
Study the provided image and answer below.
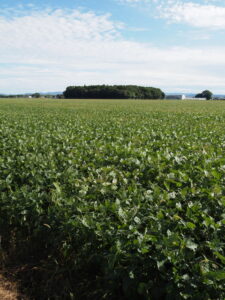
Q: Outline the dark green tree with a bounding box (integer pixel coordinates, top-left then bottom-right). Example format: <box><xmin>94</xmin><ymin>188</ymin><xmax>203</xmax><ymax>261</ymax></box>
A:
<box><xmin>195</xmin><ymin>90</ymin><xmax>213</xmax><ymax>100</ymax></box>
<box><xmin>32</xmin><ymin>93</ymin><xmax>41</xmax><ymax>98</ymax></box>
<box><xmin>63</xmin><ymin>85</ymin><xmax>164</xmax><ymax>100</ymax></box>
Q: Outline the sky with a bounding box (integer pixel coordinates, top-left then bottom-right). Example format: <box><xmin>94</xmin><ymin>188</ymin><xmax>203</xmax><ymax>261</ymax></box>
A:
<box><xmin>1</xmin><ymin>0</ymin><xmax>225</xmax><ymax>94</ymax></box>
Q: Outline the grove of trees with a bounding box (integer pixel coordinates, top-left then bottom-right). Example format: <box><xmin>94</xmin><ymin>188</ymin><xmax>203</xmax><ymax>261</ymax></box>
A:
<box><xmin>31</xmin><ymin>93</ymin><xmax>41</xmax><ymax>98</ymax></box>
<box><xmin>63</xmin><ymin>85</ymin><xmax>165</xmax><ymax>99</ymax></box>
<box><xmin>195</xmin><ymin>90</ymin><xmax>213</xmax><ymax>100</ymax></box>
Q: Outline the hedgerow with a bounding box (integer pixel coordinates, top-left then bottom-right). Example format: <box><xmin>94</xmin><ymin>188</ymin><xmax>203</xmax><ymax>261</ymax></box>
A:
<box><xmin>0</xmin><ymin>99</ymin><xmax>224</xmax><ymax>299</ymax></box>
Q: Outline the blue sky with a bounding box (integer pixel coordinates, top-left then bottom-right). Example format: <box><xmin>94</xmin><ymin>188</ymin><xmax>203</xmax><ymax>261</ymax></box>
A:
<box><xmin>1</xmin><ymin>0</ymin><xmax>225</xmax><ymax>94</ymax></box>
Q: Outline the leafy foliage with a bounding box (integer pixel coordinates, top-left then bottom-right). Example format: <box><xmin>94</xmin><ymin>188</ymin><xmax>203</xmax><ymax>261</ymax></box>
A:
<box><xmin>0</xmin><ymin>98</ymin><xmax>224</xmax><ymax>299</ymax></box>
<box><xmin>195</xmin><ymin>90</ymin><xmax>213</xmax><ymax>100</ymax></box>
<box><xmin>31</xmin><ymin>93</ymin><xmax>41</xmax><ymax>98</ymax></box>
<box><xmin>63</xmin><ymin>85</ymin><xmax>165</xmax><ymax>99</ymax></box>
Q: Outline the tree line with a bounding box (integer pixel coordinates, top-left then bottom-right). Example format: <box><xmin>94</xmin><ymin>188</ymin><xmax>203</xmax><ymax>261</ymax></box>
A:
<box><xmin>0</xmin><ymin>93</ymin><xmax>41</xmax><ymax>98</ymax></box>
<box><xmin>63</xmin><ymin>85</ymin><xmax>165</xmax><ymax>99</ymax></box>
<box><xmin>195</xmin><ymin>90</ymin><xmax>213</xmax><ymax>100</ymax></box>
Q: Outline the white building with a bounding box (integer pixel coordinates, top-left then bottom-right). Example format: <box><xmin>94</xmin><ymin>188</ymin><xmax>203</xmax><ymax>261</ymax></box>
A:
<box><xmin>185</xmin><ymin>97</ymin><xmax>206</xmax><ymax>100</ymax></box>
<box><xmin>165</xmin><ymin>95</ymin><xmax>206</xmax><ymax>100</ymax></box>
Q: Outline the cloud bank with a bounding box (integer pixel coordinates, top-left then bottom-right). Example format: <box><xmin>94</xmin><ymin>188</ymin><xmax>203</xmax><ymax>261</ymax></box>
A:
<box><xmin>160</xmin><ymin>2</ymin><xmax>225</xmax><ymax>29</ymax></box>
<box><xmin>121</xmin><ymin>0</ymin><xmax>225</xmax><ymax>30</ymax></box>
<box><xmin>1</xmin><ymin>7</ymin><xmax>225</xmax><ymax>93</ymax></box>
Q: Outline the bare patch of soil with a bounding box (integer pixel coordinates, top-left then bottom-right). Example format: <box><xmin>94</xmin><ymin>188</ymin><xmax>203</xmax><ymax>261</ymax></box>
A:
<box><xmin>0</xmin><ymin>273</ymin><xmax>19</xmax><ymax>300</ymax></box>
<box><xmin>0</xmin><ymin>272</ymin><xmax>27</xmax><ymax>300</ymax></box>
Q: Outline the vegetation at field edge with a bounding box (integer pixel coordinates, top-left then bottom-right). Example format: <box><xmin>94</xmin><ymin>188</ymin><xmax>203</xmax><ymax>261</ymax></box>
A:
<box><xmin>0</xmin><ymin>98</ymin><xmax>224</xmax><ymax>299</ymax></box>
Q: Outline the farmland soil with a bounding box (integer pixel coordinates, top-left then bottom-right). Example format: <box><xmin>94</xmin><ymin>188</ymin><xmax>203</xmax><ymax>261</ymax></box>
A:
<box><xmin>0</xmin><ymin>271</ymin><xmax>27</xmax><ymax>300</ymax></box>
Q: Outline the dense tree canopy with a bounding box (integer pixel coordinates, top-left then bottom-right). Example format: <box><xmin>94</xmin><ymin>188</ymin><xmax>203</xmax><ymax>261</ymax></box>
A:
<box><xmin>63</xmin><ymin>85</ymin><xmax>165</xmax><ymax>99</ymax></box>
<box><xmin>32</xmin><ymin>93</ymin><xmax>41</xmax><ymax>98</ymax></box>
<box><xmin>195</xmin><ymin>90</ymin><xmax>213</xmax><ymax>100</ymax></box>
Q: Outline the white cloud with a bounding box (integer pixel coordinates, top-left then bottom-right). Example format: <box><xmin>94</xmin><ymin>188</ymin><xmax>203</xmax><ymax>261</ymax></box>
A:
<box><xmin>159</xmin><ymin>2</ymin><xmax>225</xmax><ymax>29</ymax></box>
<box><xmin>118</xmin><ymin>0</ymin><xmax>158</xmax><ymax>7</ymax></box>
<box><xmin>119</xmin><ymin>0</ymin><xmax>147</xmax><ymax>3</ymax></box>
<box><xmin>1</xmin><ymin>8</ymin><xmax>225</xmax><ymax>93</ymax></box>
<box><xmin>120</xmin><ymin>0</ymin><xmax>225</xmax><ymax>30</ymax></box>
<box><xmin>120</xmin><ymin>0</ymin><xmax>158</xmax><ymax>2</ymax></box>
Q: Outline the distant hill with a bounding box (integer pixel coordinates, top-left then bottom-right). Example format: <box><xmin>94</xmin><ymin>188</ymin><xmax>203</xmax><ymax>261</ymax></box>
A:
<box><xmin>1</xmin><ymin>91</ymin><xmax>225</xmax><ymax>98</ymax></box>
<box><xmin>0</xmin><ymin>92</ymin><xmax>62</xmax><ymax>96</ymax></box>
<box><xmin>40</xmin><ymin>92</ymin><xmax>62</xmax><ymax>96</ymax></box>
<box><xmin>166</xmin><ymin>92</ymin><xmax>195</xmax><ymax>97</ymax></box>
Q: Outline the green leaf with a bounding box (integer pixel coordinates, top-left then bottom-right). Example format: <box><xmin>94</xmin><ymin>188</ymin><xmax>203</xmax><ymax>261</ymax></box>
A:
<box><xmin>53</xmin><ymin>182</ymin><xmax>61</xmax><ymax>193</ymax></box>
<box><xmin>205</xmin><ymin>271</ymin><xmax>225</xmax><ymax>281</ymax></box>
<box><xmin>214</xmin><ymin>252</ymin><xmax>225</xmax><ymax>264</ymax></box>
<box><xmin>186</xmin><ymin>222</ymin><xmax>196</xmax><ymax>230</ymax></box>
<box><xmin>186</xmin><ymin>239</ymin><xmax>198</xmax><ymax>251</ymax></box>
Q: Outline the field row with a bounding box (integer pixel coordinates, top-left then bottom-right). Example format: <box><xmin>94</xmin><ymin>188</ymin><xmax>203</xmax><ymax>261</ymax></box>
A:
<box><xmin>0</xmin><ymin>99</ymin><xmax>225</xmax><ymax>299</ymax></box>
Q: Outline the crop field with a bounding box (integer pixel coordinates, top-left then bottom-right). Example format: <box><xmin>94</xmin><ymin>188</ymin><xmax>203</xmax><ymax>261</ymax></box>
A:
<box><xmin>0</xmin><ymin>98</ymin><xmax>225</xmax><ymax>299</ymax></box>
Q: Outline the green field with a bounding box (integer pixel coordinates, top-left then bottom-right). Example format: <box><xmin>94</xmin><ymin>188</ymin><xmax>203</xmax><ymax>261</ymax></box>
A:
<box><xmin>0</xmin><ymin>98</ymin><xmax>225</xmax><ymax>299</ymax></box>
